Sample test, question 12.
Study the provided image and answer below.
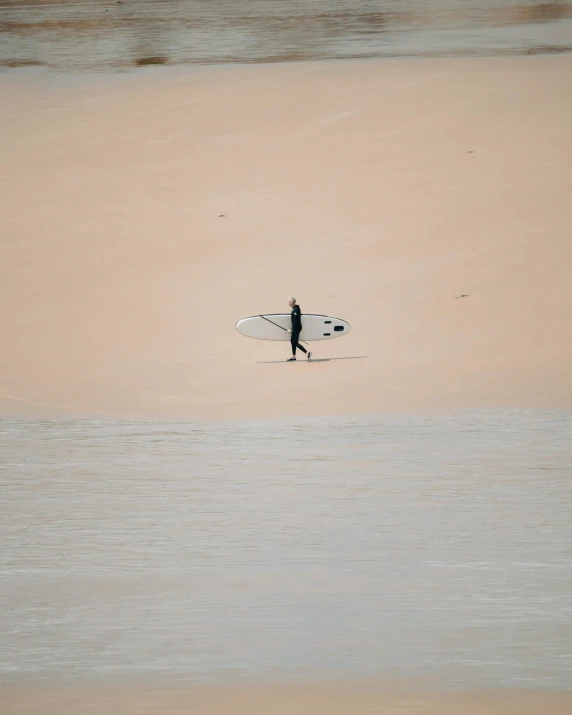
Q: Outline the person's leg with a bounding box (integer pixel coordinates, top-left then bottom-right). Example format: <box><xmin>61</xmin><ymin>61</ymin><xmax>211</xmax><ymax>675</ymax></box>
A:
<box><xmin>295</xmin><ymin>336</ymin><xmax>307</xmax><ymax>355</ymax></box>
<box><xmin>290</xmin><ymin>332</ymin><xmax>297</xmax><ymax>357</ymax></box>
<box><xmin>290</xmin><ymin>332</ymin><xmax>306</xmax><ymax>357</ymax></box>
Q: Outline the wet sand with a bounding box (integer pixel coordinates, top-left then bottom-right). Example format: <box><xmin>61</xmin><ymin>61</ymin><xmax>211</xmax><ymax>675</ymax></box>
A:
<box><xmin>2</xmin><ymin>0</ymin><xmax>572</xmax><ymax>70</ymax></box>
<box><xmin>2</xmin><ymin>412</ymin><xmax>571</xmax><ymax>686</ymax></box>
<box><xmin>1</xmin><ymin>55</ymin><xmax>572</xmax><ymax>420</ymax></box>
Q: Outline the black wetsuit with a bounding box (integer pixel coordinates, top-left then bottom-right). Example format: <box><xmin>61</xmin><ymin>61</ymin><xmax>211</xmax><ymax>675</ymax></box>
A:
<box><xmin>290</xmin><ymin>304</ymin><xmax>307</xmax><ymax>356</ymax></box>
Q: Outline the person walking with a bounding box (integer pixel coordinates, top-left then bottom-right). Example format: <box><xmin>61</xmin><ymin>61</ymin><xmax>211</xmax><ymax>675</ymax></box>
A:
<box><xmin>287</xmin><ymin>297</ymin><xmax>312</xmax><ymax>362</ymax></box>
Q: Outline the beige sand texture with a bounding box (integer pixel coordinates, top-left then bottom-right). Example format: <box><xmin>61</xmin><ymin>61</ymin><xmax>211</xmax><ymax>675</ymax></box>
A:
<box><xmin>3</xmin><ymin>683</ymin><xmax>572</xmax><ymax>715</ymax></box>
<box><xmin>1</xmin><ymin>55</ymin><xmax>572</xmax><ymax>420</ymax></box>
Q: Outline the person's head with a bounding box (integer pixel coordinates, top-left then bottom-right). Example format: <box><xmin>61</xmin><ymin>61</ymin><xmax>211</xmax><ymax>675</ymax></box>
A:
<box><xmin>288</xmin><ymin>297</ymin><xmax>296</xmax><ymax>308</ymax></box>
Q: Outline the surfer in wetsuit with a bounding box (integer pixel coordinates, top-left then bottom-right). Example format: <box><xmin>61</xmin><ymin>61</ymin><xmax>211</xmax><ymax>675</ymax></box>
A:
<box><xmin>287</xmin><ymin>297</ymin><xmax>311</xmax><ymax>361</ymax></box>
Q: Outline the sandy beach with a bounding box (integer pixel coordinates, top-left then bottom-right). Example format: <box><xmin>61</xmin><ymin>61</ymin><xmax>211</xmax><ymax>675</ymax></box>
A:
<box><xmin>1</xmin><ymin>54</ymin><xmax>572</xmax><ymax>420</ymax></box>
<box><xmin>3</xmin><ymin>682</ymin><xmax>572</xmax><ymax>715</ymax></box>
<box><xmin>2</xmin><ymin>36</ymin><xmax>572</xmax><ymax>714</ymax></box>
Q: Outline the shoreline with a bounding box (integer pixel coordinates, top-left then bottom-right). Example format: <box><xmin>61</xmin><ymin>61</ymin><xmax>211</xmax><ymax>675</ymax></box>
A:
<box><xmin>3</xmin><ymin>42</ymin><xmax>572</xmax><ymax>73</ymax></box>
<box><xmin>2</xmin><ymin>1</ymin><xmax>572</xmax><ymax>71</ymax></box>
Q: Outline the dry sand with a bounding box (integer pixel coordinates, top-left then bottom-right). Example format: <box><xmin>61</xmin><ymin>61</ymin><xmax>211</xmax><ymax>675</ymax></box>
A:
<box><xmin>3</xmin><ymin>682</ymin><xmax>572</xmax><ymax>715</ymax></box>
<box><xmin>1</xmin><ymin>55</ymin><xmax>572</xmax><ymax>420</ymax></box>
<box><xmin>1</xmin><ymin>681</ymin><xmax>571</xmax><ymax>715</ymax></box>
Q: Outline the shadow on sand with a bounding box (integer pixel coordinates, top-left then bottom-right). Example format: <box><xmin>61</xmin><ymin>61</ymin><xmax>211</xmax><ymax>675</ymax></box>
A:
<box><xmin>257</xmin><ymin>356</ymin><xmax>368</xmax><ymax>364</ymax></box>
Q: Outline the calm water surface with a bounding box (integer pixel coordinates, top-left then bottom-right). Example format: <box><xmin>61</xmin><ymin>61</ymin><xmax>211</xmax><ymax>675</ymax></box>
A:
<box><xmin>1</xmin><ymin>1</ymin><xmax>571</xmax><ymax>70</ymax></box>
<box><xmin>1</xmin><ymin>410</ymin><xmax>571</xmax><ymax>687</ymax></box>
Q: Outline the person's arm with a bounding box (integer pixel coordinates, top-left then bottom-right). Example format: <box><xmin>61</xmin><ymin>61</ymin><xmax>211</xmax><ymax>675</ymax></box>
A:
<box><xmin>293</xmin><ymin>306</ymin><xmax>302</xmax><ymax>332</ymax></box>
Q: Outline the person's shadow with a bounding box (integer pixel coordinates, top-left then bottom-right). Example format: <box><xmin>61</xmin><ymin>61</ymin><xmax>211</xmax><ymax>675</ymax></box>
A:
<box><xmin>257</xmin><ymin>356</ymin><xmax>368</xmax><ymax>364</ymax></box>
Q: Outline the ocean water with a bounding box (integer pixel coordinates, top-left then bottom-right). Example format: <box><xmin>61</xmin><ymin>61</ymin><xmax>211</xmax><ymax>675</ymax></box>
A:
<box><xmin>1</xmin><ymin>410</ymin><xmax>571</xmax><ymax>687</ymax></box>
<box><xmin>1</xmin><ymin>0</ymin><xmax>571</xmax><ymax>71</ymax></box>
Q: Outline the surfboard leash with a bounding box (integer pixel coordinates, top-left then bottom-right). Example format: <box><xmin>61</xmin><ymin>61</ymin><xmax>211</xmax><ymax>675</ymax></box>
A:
<box><xmin>259</xmin><ymin>315</ymin><xmax>310</xmax><ymax>346</ymax></box>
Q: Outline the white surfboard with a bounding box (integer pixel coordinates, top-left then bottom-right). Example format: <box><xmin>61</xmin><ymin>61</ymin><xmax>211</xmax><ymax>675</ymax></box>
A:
<box><xmin>236</xmin><ymin>314</ymin><xmax>351</xmax><ymax>342</ymax></box>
